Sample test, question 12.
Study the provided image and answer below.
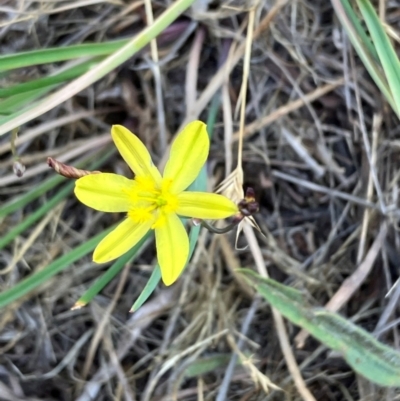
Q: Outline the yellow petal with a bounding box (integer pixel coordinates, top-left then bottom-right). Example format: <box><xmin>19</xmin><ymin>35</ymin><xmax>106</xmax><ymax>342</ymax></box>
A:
<box><xmin>111</xmin><ymin>125</ymin><xmax>162</xmax><ymax>186</ymax></box>
<box><xmin>176</xmin><ymin>192</ymin><xmax>238</xmax><ymax>219</ymax></box>
<box><xmin>93</xmin><ymin>217</ymin><xmax>153</xmax><ymax>263</ymax></box>
<box><xmin>75</xmin><ymin>173</ymin><xmax>134</xmax><ymax>212</ymax></box>
<box><xmin>163</xmin><ymin>121</ymin><xmax>209</xmax><ymax>194</ymax></box>
<box><xmin>155</xmin><ymin>213</ymin><xmax>189</xmax><ymax>286</ymax></box>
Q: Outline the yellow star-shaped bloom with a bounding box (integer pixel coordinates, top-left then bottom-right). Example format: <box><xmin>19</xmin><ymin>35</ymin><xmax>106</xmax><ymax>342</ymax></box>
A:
<box><xmin>74</xmin><ymin>121</ymin><xmax>238</xmax><ymax>285</ymax></box>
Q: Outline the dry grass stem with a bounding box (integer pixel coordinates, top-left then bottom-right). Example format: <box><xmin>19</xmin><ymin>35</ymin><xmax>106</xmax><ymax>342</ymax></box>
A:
<box><xmin>243</xmin><ymin>223</ymin><xmax>317</xmax><ymax>401</ymax></box>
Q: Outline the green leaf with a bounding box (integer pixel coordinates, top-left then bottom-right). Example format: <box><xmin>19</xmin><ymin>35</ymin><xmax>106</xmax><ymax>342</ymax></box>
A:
<box><xmin>241</xmin><ymin>269</ymin><xmax>400</xmax><ymax>387</ymax></box>
<box><xmin>130</xmin><ymin>222</ymin><xmax>201</xmax><ymax>312</ymax></box>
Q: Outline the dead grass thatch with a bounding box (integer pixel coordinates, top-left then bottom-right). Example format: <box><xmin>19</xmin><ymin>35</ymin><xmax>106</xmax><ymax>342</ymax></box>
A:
<box><xmin>1</xmin><ymin>0</ymin><xmax>400</xmax><ymax>400</ymax></box>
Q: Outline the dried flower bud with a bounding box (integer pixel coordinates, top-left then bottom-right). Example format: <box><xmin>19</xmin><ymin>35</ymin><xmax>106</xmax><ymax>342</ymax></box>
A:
<box><xmin>238</xmin><ymin>187</ymin><xmax>259</xmax><ymax>217</ymax></box>
<box><xmin>13</xmin><ymin>160</ymin><xmax>26</xmax><ymax>177</ymax></box>
<box><xmin>47</xmin><ymin>157</ymin><xmax>100</xmax><ymax>179</ymax></box>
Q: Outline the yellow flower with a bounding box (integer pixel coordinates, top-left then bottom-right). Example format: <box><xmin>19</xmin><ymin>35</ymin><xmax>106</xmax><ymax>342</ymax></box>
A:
<box><xmin>74</xmin><ymin>121</ymin><xmax>238</xmax><ymax>285</ymax></box>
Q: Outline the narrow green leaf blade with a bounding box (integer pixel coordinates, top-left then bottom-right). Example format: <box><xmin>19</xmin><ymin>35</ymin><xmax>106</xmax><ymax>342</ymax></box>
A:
<box><xmin>0</xmin><ymin>182</ymin><xmax>74</xmax><ymax>250</ymax></box>
<box><xmin>75</xmin><ymin>232</ymin><xmax>151</xmax><ymax>308</ymax></box>
<box><xmin>357</xmin><ymin>0</ymin><xmax>400</xmax><ymax>116</ymax></box>
<box><xmin>0</xmin><ymin>226</ymin><xmax>115</xmax><ymax>309</ymax></box>
<box><xmin>184</xmin><ymin>354</ymin><xmax>241</xmax><ymax>378</ymax></box>
<box><xmin>241</xmin><ymin>270</ymin><xmax>400</xmax><ymax>387</ymax></box>
<box><xmin>0</xmin><ymin>60</ymin><xmax>97</xmax><ymax>98</ymax></box>
<box><xmin>332</xmin><ymin>0</ymin><xmax>395</xmax><ymax>110</ymax></box>
<box><xmin>0</xmin><ymin>39</ymin><xmax>128</xmax><ymax>72</ymax></box>
<box><xmin>130</xmin><ymin>264</ymin><xmax>161</xmax><ymax>312</ymax></box>
<box><xmin>0</xmin><ymin>175</ymin><xmax>64</xmax><ymax>219</ymax></box>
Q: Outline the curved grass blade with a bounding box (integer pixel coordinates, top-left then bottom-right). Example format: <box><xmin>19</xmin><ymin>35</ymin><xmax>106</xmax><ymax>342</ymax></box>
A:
<box><xmin>0</xmin><ymin>226</ymin><xmax>116</xmax><ymax>309</ymax></box>
<box><xmin>129</xmin><ymin>219</ymin><xmax>202</xmax><ymax>312</ymax></box>
<box><xmin>0</xmin><ymin>60</ymin><xmax>99</xmax><ymax>98</ymax></box>
<box><xmin>74</xmin><ymin>232</ymin><xmax>151</xmax><ymax>308</ymax></box>
<box><xmin>0</xmin><ymin>149</ymin><xmax>115</xmax><ymax>249</ymax></box>
<box><xmin>0</xmin><ymin>149</ymin><xmax>115</xmax><ymax>219</ymax></box>
<box><xmin>130</xmin><ymin>263</ymin><xmax>161</xmax><ymax>313</ymax></box>
<box><xmin>0</xmin><ymin>174</ymin><xmax>64</xmax><ymax>219</ymax></box>
<box><xmin>0</xmin><ymin>39</ymin><xmax>128</xmax><ymax>72</ymax></box>
<box><xmin>0</xmin><ymin>87</ymin><xmax>56</xmax><ymax>117</ymax></box>
<box><xmin>357</xmin><ymin>0</ymin><xmax>400</xmax><ymax>116</ymax></box>
<box><xmin>0</xmin><ymin>181</ymin><xmax>74</xmax><ymax>250</ymax></box>
<box><xmin>331</xmin><ymin>0</ymin><xmax>395</xmax><ymax>111</ymax></box>
<box><xmin>241</xmin><ymin>269</ymin><xmax>400</xmax><ymax>387</ymax></box>
<box><xmin>0</xmin><ymin>0</ymin><xmax>196</xmax><ymax>137</ymax></box>
<box><xmin>340</xmin><ymin>0</ymin><xmax>378</xmax><ymax>60</ymax></box>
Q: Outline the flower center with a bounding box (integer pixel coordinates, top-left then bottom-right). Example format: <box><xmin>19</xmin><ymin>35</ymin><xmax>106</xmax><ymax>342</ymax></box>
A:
<box><xmin>127</xmin><ymin>178</ymin><xmax>178</xmax><ymax>226</ymax></box>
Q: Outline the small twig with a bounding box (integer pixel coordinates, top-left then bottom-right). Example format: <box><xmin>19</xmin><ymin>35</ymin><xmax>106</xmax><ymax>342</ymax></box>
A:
<box><xmin>0</xmin><ymin>134</ymin><xmax>110</xmax><ymax>187</ymax></box>
<box><xmin>271</xmin><ymin>169</ymin><xmax>378</xmax><ymax>210</ymax></box>
<box><xmin>280</xmin><ymin>126</ymin><xmax>325</xmax><ymax>178</ymax></box>
<box><xmin>221</xmin><ymin>39</ymin><xmax>233</xmax><ymax>176</ymax></box>
<box><xmin>243</xmin><ymin>223</ymin><xmax>317</xmax><ymax>401</ymax></box>
<box><xmin>79</xmin><ymin>264</ymin><xmax>131</xmax><ymax>383</ymax></box>
<box><xmin>351</xmin><ymin>46</ymin><xmax>386</xmax><ymax>214</ymax></box>
<box><xmin>357</xmin><ymin>114</ymin><xmax>381</xmax><ymax>264</ymax></box>
<box><xmin>215</xmin><ymin>298</ymin><xmax>260</xmax><ymax>401</ymax></box>
<box><xmin>10</xmin><ymin>127</ymin><xmax>26</xmax><ymax>177</ymax></box>
<box><xmin>232</xmin><ymin>78</ymin><xmax>345</xmax><ymax>142</ymax></box>
<box><xmin>185</xmin><ymin>26</ymin><xmax>206</xmax><ymax>116</ymax></box>
<box><xmin>144</xmin><ymin>0</ymin><xmax>167</xmax><ymax>153</ymax></box>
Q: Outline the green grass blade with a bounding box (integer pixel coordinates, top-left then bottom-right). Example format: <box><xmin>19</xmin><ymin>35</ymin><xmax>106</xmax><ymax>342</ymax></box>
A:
<box><xmin>1</xmin><ymin>148</ymin><xmax>115</xmax><ymax>219</ymax></box>
<box><xmin>130</xmin><ymin>264</ymin><xmax>161</xmax><ymax>312</ymax></box>
<box><xmin>0</xmin><ymin>175</ymin><xmax>64</xmax><ymax>219</ymax></box>
<box><xmin>241</xmin><ymin>269</ymin><xmax>400</xmax><ymax>387</ymax></box>
<box><xmin>184</xmin><ymin>354</ymin><xmax>242</xmax><ymax>378</ymax></box>
<box><xmin>0</xmin><ymin>87</ymin><xmax>56</xmax><ymax>116</ymax></box>
<box><xmin>0</xmin><ymin>181</ymin><xmax>74</xmax><ymax>250</ymax></box>
<box><xmin>129</xmin><ymin>219</ymin><xmax>201</xmax><ymax>312</ymax></box>
<box><xmin>357</xmin><ymin>0</ymin><xmax>400</xmax><ymax>116</ymax></box>
<box><xmin>340</xmin><ymin>0</ymin><xmax>378</xmax><ymax>60</ymax></box>
<box><xmin>0</xmin><ymin>0</ymin><xmax>196</xmax><ymax>137</ymax></box>
<box><xmin>0</xmin><ymin>226</ymin><xmax>115</xmax><ymax>309</ymax></box>
<box><xmin>75</xmin><ymin>232</ymin><xmax>151</xmax><ymax>308</ymax></box>
<box><xmin>0</xmin><ymin>60</ymin><xmax>98</xmax><ymax>98</ymax></box>
<box><xmin>0</xmin><ymin>39</ymin><xmax>128</xmax><ymax>72</ymax></box>
<box><xmin>332</xmin><ymin>0</ymin><xmax>395</xmax><ymax>110</ymax></box>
